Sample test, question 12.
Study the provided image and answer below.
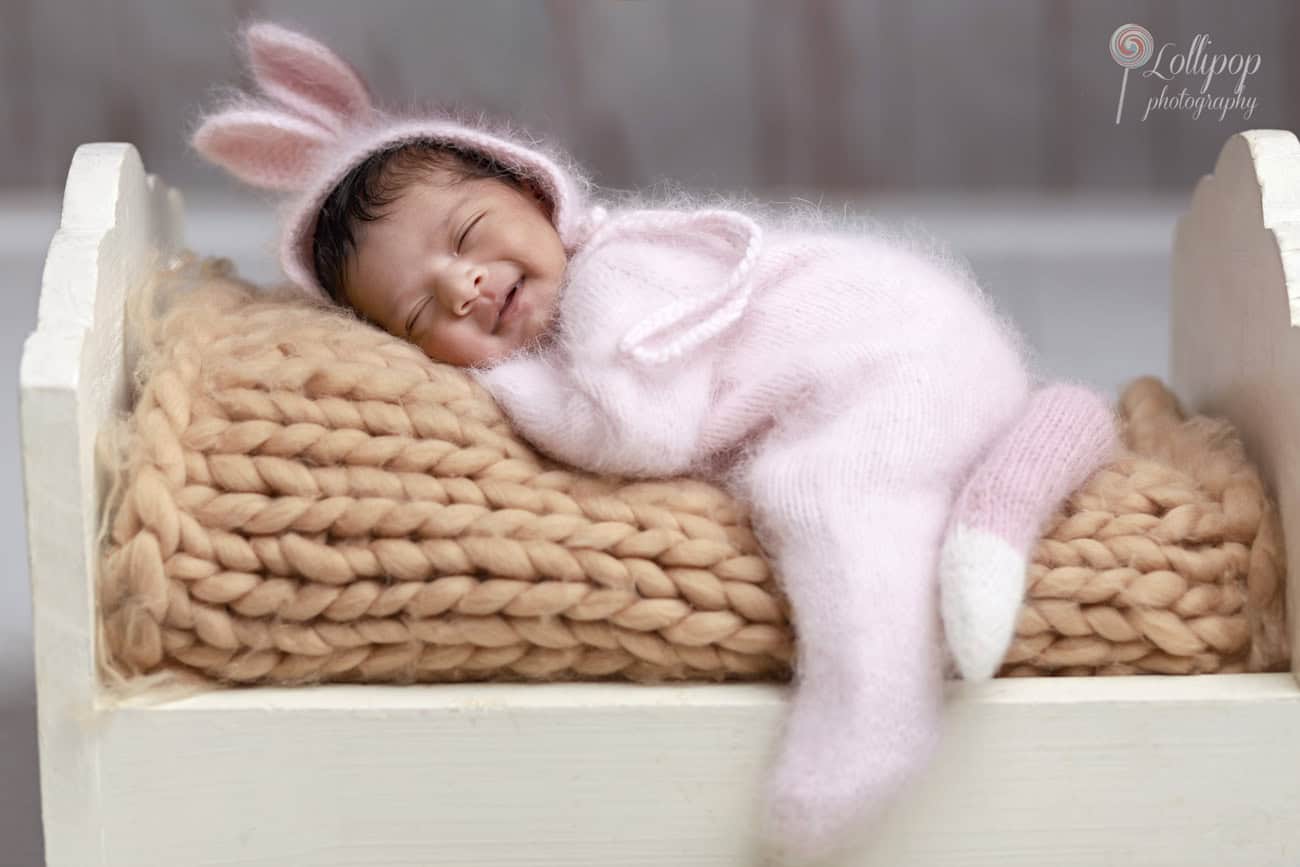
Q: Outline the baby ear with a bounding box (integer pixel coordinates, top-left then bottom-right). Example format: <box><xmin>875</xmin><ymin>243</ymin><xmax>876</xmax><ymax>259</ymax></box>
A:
<box><xmin>242</xmin><ymin>20</ymin><xmax>373</xmax><ymax>132</ymax></box>
<box><xmin>191</xmin><ymin>104</ymin><xmax>333</xmax><ymax>192</ymax></box>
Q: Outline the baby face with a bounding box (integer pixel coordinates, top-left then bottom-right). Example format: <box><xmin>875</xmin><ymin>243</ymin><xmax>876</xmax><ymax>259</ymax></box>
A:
<box><xmin>343</xmin><ymin>168</ymin><xmax>568</xmax><ymax>366</ymax></box>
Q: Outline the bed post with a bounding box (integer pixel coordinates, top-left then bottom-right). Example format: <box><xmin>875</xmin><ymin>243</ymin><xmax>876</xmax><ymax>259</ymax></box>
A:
<box><xmin>19</xmin><ymin>143</ymin><xmax>184</xmax><ymax>866</ymax></box>
<box><xmin>1169</xmin><ymin>129</ymin><xmax>1300</xmax><ymax>684</ymax></box>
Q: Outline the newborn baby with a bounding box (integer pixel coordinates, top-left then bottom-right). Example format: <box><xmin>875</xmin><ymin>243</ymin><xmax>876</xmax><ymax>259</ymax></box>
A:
<box><xmin>194</xmin><ymin>21</ymin><xmax>1120</xmax><ymax>863</ymax></box>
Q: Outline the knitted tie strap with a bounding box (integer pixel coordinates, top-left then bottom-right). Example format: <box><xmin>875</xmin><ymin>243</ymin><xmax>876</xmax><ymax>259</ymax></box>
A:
<box><xmin>606</xmin><ymin>209</ymin><xmax>764</xmax><ymax>367</ymax></box>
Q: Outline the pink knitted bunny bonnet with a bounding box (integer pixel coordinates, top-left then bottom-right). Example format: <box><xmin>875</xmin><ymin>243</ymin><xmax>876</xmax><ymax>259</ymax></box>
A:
<box><xmin>190</xmin><ymin>20</ymin><xmax>599</xmax><ymax>303</ymax></box>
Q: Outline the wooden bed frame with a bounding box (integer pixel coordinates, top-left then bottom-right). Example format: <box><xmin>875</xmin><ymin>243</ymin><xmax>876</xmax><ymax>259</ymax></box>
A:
<box><xmin>20</xmin><ymin>130</ymin><xmax>1300</xmax><ymax>866</ymax></box>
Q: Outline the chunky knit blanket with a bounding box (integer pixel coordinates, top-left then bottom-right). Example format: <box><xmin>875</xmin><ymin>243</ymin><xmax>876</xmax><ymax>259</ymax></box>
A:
<box><xmin>96</xmin><ymin>256</ymin><xmax>1290</xmax><ymax>696</ymax></box>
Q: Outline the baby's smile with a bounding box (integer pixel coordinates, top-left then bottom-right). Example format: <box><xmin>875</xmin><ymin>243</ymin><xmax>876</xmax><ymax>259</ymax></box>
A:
<box><xmin>493</xmin><ymin>279</ymin><xmax>523</xmax><ymax>333</ymax></box>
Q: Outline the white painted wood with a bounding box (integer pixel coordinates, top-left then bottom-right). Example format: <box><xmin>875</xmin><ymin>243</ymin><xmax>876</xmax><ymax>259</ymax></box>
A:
<box><xmin>21</xmin><ymin>135</ymin><xmax>1300</xmax><ymax>865</ymax></box>
<box><xmin>1169</xmin><ymin>128</ymin><xmax>1300</xmax><ymax>686</ymax></box>
<box><xmin>88</xmin><ymin>675</ymin><xmax>1300</xmax><ymax>867</ymax></box>
<box><xmin>20</xmin><ymin>142</ymin><xmax>184</xmax><ymax>867</ymax></box>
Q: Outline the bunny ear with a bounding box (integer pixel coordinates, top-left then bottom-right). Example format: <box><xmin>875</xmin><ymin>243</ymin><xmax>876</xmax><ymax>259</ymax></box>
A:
<box><xmin>242</xmin><ymin>21</ymin><xmax>373</xmax><ymax>132</ymax></box>
<box><xmin>192</xmin><ymin>105</ymin><xmax>333</xmax><ymax>191</ymax></box>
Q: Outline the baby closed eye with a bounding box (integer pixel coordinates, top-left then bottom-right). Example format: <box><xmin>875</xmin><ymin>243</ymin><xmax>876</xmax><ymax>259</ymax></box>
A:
<box><xmin>458</xmin><ymin>213</ymin><xmax>485</xmax><ymax>251</ymax></box>
<box><xmin>405</xmin><ymin>294</ymin><xmax>435</xmax><ymax>337</ymax></box>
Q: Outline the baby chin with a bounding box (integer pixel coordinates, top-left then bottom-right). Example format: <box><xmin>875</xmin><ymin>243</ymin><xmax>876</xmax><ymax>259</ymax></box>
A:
<box><xmin>509</xmin><ymin>280</ymin><xmax>561</xmax><ymax>352</ymax></box>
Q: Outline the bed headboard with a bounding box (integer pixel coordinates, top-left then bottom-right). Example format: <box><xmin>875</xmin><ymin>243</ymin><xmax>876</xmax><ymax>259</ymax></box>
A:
<box><xmin>1170</xmin><ymin>128</ymin><xmax>1300</xmax><ymax>681</ymax></box>
<box><xmin>20</xmin><ymin>143</ymin><xmax>183</xmax><ymax>723</ymax></box>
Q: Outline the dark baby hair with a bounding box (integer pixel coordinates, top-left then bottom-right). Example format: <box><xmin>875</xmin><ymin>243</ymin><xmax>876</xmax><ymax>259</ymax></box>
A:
<box><xmin>311</xmin><ymin>141</ymin><xmax>529</xmax><ymax>309</ymax></box>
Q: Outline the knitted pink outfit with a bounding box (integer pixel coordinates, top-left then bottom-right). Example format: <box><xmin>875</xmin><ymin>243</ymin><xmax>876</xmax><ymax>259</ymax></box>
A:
<box><xmin>193</xmin><ymin>21</ymin><xmax>1121</xmax><ymax>863</ymax></box>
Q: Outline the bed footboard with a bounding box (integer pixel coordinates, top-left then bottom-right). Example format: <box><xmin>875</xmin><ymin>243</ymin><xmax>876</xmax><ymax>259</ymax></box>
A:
<box><xmin>20</xmin><ymin>141</ymin><xmax>1300</xmax><ymax>867</ymax></box>
<box><xmin>1170</xmin><ymin>129</ymin><xmax>1300</xmax><ymax>681</ymax></box>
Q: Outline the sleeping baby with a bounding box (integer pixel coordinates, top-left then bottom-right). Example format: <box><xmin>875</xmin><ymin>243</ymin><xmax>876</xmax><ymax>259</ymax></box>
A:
<box><xmin>193</xmin><ymin>21</ymin><xmax>1120</xmax><ymax>862</ymax></box>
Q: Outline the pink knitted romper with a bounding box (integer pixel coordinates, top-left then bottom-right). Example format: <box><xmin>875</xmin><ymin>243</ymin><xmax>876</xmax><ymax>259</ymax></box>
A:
<box><xmin>473</xmin><ymin>210</ymin><xmax>1120</xmax><ymax>860</ymax></box>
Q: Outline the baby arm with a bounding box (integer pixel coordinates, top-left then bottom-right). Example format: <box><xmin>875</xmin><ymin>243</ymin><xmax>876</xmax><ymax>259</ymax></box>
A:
<box><xmin>470</xmin><ymin>344</ymin><xmax>713</xmax><ymax>478</ymax></box>
<box><xmin>469</xmin><ymin>208</ymin><xmax>756</xmax><ymax>478</ymax></box>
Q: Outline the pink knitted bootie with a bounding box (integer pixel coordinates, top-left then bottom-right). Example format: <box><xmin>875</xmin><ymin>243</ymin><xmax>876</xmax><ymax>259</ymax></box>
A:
<box><xmin>939</xmin><ymin>383</ymin><xmax>1121</xmax><ymax>681</ymax></box>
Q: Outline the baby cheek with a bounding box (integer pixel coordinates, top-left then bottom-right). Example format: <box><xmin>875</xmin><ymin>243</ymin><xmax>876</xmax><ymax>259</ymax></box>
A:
<box><xmin>414</xmin><ymin>321</ymin><xmax>498</xmax><ymax>367</ymax></box>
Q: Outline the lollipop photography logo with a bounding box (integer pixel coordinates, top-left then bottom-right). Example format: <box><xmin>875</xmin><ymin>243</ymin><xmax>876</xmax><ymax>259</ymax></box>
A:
<box><xmin>1110</xmin><ymin>23</ymin><xmax>1262</xmax><ymax>124</ymax></box>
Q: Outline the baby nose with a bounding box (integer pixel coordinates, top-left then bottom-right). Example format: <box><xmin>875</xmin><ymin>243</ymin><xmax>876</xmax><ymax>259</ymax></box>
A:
<box><xmin>436</xmin><ymin>259</ymin><xmax>489</xmax><ymax>316</ymax></box>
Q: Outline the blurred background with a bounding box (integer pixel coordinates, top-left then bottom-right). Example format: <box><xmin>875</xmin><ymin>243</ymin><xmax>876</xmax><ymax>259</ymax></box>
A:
<box><xmin>5</xmin><ymin>0</ymin><xmax>1298</xmax><ymax>192</ymax></box>
<box><xmin>1</xmin><ymin>3</ymin><xmax>1295</xmax><ymax>864</ymax></box>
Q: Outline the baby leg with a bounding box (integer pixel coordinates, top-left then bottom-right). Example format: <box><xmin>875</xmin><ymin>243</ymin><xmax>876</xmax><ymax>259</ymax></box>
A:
<box><xmin>733</xmin><ymin>388</ymin><xmax>961</xmax><ymax>862</ymax></box>
<box><xmin>940</xmin><ymin>381</ymin><xmax>1121</xmax><ymax>681</ymax></box>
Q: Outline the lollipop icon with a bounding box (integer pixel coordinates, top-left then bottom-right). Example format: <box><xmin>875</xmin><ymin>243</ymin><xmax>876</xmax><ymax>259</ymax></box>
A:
<box><xmin>1110</xmin><ymin>24</ymin><xmax>1154</xmax><ymax>123</ymax></box>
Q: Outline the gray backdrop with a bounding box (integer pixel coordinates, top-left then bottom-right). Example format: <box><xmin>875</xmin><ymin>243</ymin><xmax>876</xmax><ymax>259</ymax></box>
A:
<box><xmin>2</xmin><ymin>0</ymin><xmax>1297</xmax><ymax>196</ymax></box>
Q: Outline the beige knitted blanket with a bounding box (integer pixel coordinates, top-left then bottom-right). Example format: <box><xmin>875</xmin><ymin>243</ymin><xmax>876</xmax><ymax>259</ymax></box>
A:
<box><xmin>96</xmin><ymin>256</ymin><xmax>1290</xmax><ymax>698</ymax></box>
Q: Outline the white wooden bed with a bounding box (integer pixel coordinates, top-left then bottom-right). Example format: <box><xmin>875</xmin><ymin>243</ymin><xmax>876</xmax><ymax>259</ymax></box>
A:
<box><xmin>20</xmin><ymin>130</ymin><xmax>1300</xmax><ymax>866</ymax></box>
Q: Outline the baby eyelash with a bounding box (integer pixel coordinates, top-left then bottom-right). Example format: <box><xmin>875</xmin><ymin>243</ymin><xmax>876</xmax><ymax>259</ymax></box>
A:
<box><xmin>405</xmin><ymin>295</ymin><xmax>434</xmax><ymax>336</ymax></box>
<box><xmin>458</xmin><ymin>213</ymin><xmax>485</xmax><ymax>251</ymax></box>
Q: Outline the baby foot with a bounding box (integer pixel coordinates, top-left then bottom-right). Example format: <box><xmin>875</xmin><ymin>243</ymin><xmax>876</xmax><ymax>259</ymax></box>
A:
<box><xmin>939</xmin><ymin>522</ymin><xmax>1027</xmax><ymax>681</ymax></box>
<box><xmin>940</xmin><ymin>382</ymin><xmax>1120</xmax><ymax>681</ymax></box>
<box><xmin>756</xmin><ymin>662</ymin><xmax>941</xmax><ymax>863</ymax></box>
